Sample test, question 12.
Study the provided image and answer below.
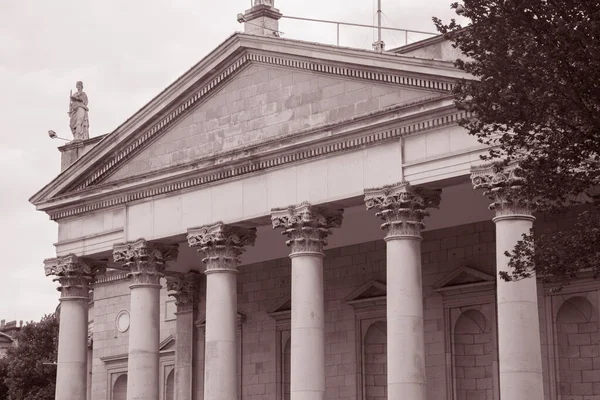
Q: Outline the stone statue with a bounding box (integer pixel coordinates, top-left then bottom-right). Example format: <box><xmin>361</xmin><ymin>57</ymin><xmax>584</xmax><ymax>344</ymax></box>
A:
<box><xmin>254</xmin><ymin>0</ymin><xmax>274</xmax><ymax>6</ymax></box>
<box><xmin>69</xmin><ymin>81</ymin><xmax>89</xmax><ymax>141</ymax></box>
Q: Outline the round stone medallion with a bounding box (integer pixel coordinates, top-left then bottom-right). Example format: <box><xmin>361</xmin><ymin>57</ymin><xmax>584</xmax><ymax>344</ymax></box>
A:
<box><xmin>115</xmin><ymin>310</ymin><xmax>130</xmax><ymax>333</ymax></box>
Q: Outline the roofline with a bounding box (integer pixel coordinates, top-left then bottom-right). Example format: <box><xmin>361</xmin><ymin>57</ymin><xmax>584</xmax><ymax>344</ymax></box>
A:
<box><xmin>0</xmin><ymin>332</ymin><xmax>14</xmax><ymax>342</ymax></box>
<box><xmin>34</xmin><ymin>97</ymin><xmax>460</xmax><ymax>217</ymax></box>
<box><xmin>390</xmin><ymin>33</ymin><xmax>447</xmax><ymax>54</ymax></box>
<box><xmin>31</xmin><ymin>31</ymin><xmax>467</xmax><ymax>206</ymax></box>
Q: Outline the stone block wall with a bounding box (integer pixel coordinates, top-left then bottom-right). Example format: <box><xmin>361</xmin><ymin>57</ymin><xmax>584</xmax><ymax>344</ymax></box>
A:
<box><xmin>89</xmin><ymin>210</ymin><xmax>600</xmax><ymax>400</ymax></box>
<box><xmin>233</xmin><ymin>220</ymin><xmax>500</xmax><ymax>400</ymax></box>
<box><xmin>107</xmin><ymin>63</ymin><xmax>437</xmax><ymax>182</ymax></box>
<box><xmin>90</xmin><ymin>275</ymin><xmax>176</xmax><ymax>400</ymax></box>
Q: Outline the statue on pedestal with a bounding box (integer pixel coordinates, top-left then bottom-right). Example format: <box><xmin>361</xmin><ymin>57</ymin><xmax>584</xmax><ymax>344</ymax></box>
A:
<box><xmin>254</xmin><ymin>0</ymin><xmax>274</xmax><ymax>6</ymax></box>
<box><xmin>69</xmin><ymin>81</ymin><xmax>89</xmax><ymax>141</ymax></box>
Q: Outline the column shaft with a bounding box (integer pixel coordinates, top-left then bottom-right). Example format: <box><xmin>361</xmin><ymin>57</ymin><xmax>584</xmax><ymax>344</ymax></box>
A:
<box><xmin>113</xmin><ymin>239</ymin><xmax>178</xmax><ymax>400</ymax></box>
<box><xmin>44</xmin><ymin>255</ymin><xmax>99</xmax><ymax>400</ymax></box>
<box><xmin>127</xmin><ymin>284</ymin><xmax>161</xmax><ymax>400</ymax></box>
<box><xmin>471</xmin><ymin>164</ymin><xmax>544</xmax><ymax>399</ymax></box>
<box><xmin>272</xmin><ymin>203</ymin><xmax>344</xmax><ymax>400</ymax></box>
<box><xmin>386</xmin><ymin>237</ymin><xmax>426</xmax><ymax>399</ymax></box>
<box><xmin>204</xmin><ymin>272</ymin><xmax>238</xmax><ymax>400</ymax></box>
<box><xmin>495</xmin><ymin>216</ymin><xmax>543</xmax><ymax>399</ymax></box>
<box><xmin>188</xmin><ymin>223</ymin><xmax>256</xmax><ymax>400</ymax></box>
<box><xmin>290</xmin><ymin>253</ymin><xmax>325</xmax><ymax>399</ymax></box>
<box><xmin>174</xmin><ymin>309</ymin><xmax>195</xmax><ymax>400</ymax></box>
<box><xmin>364</xmin><ymin>182</ymin><xmax>440</xmax><ymax>400</ymax></box>
<box><xmin>167</xmin><ymin>270</ymin><xmax>201</xmax><ymax>400</ymax></box>
<box><xmin>55</xmin><ymin>298</ymin><xmax>89</xmax><ymax>400</ymax></box>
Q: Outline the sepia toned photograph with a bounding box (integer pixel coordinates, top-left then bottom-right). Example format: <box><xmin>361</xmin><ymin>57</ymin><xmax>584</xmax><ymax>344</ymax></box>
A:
<box><xmin>1</xmin><ymin>0</ymin><xmax>599</xmax><ymax>399</ymax></box>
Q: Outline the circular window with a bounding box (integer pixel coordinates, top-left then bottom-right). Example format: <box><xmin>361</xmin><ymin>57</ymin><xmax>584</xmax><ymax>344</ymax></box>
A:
<box><xmin>115</xmin><ymin>310</ymin><xmax>130</xmax><ymax>333</ymax></box>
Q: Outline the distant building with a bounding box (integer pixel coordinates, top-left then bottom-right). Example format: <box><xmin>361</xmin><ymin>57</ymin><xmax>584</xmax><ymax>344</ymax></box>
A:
<box><xmin>0</xmin><ymin>320</ymin><xmax>22</xmax><ymax>358</ymax></box>
<box><xmin>30</xmin><ymin>2</ymin><xmax>599</xmax><ymax>400</ymax></box>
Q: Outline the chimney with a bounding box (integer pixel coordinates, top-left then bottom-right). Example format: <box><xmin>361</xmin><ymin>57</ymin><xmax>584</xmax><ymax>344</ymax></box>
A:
<box><xmin>0</xmin><ymin>320</ymin><xmax>4</xmax><ymax>330</ymax></box>
<box><xmin>240</xmin><ymin>0</ymin><xmax>282</xmax><ymax>37</ymax></box>
<box><xmin>58</xmin><ymin>135</ymin><xmax>106</xmax><ymax>172</ymax></box>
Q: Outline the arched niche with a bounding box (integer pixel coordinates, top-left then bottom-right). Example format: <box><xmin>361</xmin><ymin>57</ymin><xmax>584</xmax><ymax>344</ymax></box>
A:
<box><xmin>113</xmin><ymin>374</ymin><xmax>127</xmax><ymax>400</ymax></box>
<box><xmin>556</xmin><ymin>295</ymin><xmax>599</xmax><ymax>398</ymax></box>
<box><xmin>283</xmin><ymin>337</ymin><xmax>291</xmax><ymax>400</ymax></box>
<box><xmin>363</xmin><ymin>320</ymin><xmax>387</xmax><ymax>400</ymax></box>
<box><xmin>452</xmin><ymin>309</ymin><xmax>493</xmax><ymax>400</ymax></box>
<box><xmin>345</xmin><ymin>280</ymin><xmax>387</xmax><ymax>400</ymax></box>
<box><xmin>165</xmin><ymin>369</ymin><xmax>175</xmax><ymax>400</ymax></box>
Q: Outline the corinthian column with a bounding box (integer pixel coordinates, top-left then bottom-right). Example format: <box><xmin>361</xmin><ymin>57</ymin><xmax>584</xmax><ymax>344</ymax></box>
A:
<box><xmin>44</xmin><ymin>255</ymin><xmax>101</xmax><ymax>400</ymax></box>
<box><xmin>188</xmin><ymin>223</ymin><xmax>256</xmax><ymax>400</ymax></box>
<box><xmin>166</xmin><ymin>271</ymin><xmax>202</xmax><ymax>400</ymax></box>
<box><xmin>113</xmin><ymin>239</ymin><xmax>178</xmax><ymax>400</ymax></box>
<box><xmin>271</xmin><ymin>202</ymin><xmax>343</xmax><ymax>400</ymax></box>
<box><xmin>471</xmin><ymin>164</ymin><xmax>543</xmax><ymax>400</ymax></box>
<box><xmin>364</xmin><ymin>182</ymin><xmax>441</xmax><ymax>400</ymax></box>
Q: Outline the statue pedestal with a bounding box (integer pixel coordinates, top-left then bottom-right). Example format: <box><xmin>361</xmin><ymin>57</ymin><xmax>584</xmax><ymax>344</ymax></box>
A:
<box><xmin>58</xmin><ymin>135</ymin><xmax>105</xmax><ymax>171</ymax></box>
<box><xmin>242</xmin><ymin>4</ymin><xmax>282</xmax><ymax>36</ymax></box>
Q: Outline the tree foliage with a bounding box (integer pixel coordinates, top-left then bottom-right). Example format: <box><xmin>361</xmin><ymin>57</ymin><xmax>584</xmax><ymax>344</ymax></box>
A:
<box><xmin>433</xmin><ymin>0</ymin><xmax>600</xmax><ymax>286</ymax></box>
<box><xmin>0</xmin><ymin>314</ymin><xmax>59</xmax><ymax>400</ymax></box>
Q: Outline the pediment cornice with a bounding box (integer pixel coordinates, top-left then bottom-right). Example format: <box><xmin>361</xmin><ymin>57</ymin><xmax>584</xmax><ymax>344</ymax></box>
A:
<box><xmin>38</xmin><ymin>98</ymin><xmax>465</xmax><ymax>220</ymax></box>
<box><xmin>31</xmin><ymin>33</ymin><xmax>468</xmax><ymax>219</ymax></box>
<box><xmin>63</xmin><ymin>52</ymin><xmax>456</xmax><ymax>194</ymax></box>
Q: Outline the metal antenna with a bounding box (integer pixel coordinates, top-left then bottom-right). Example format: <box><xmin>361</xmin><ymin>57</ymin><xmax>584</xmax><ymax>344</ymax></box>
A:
<box><xmin>377</xmin><ymin>0</ymin><xmax>382</xmax><ymax>43</ymax></box>
<box><xmin>372</xmin><ymin>0</ymin><xmax>385</xmax><ymax>52</ymax></box>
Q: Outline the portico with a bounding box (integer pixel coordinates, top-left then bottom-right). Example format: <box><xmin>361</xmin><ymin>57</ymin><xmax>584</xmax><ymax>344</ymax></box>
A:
<box><xmin>31</xmin><ymin>3</ymin><xmax>588</xmax><ymax>400</ymax></box>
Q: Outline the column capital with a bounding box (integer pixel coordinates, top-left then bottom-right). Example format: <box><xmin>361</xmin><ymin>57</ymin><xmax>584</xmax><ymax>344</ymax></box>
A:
<box><xmin>187</xmin><ymin>223</ymin><xmax>257</xmax><ymax>274</ymax></box>
<box><xmin>166</xmin><ymin>271</ymin><xmax>202</xmax><ymax>312</ymax></box>
<box><xmin>470</xmin><ymin>163</ymin><xmax>534</xmax><ymax>219</ymax></box>
<box><xmin>364</xmin><ymin>182</ymin><xmax>441</xmax><ymax>238</ymax></box>
<box><xmin>113</xmin><ymin>239</ymin><xmax>179</xmax><ymax>286</ymax></box>
<box><xmin>44</xmin><ymin>255</ymin><xmax>104</xmax><ymax>300</ymax></box>
<box><xmin>271</xmin><ymin>202</ymin><xmax>344</xmax><ymax>255</ymax></box>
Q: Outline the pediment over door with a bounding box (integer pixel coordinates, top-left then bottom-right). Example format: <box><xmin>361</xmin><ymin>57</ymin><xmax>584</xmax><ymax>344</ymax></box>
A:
<box><xmin>267</xmin><ymin>296</ymin><xmax>292</xmax><ymax>326</ymax></box>
<box><xmin>159</xmin><ymin>334</ymin><xmax>176</xmax><ymax>354</ymax></box>
<box><xmin>345</xmin><ymin>280</ymin><xmax>387</xmax><ymax>310</ymax></box>
<box><xmin>195</xmin><ymin>312</ymin><xmax>246</xmax><ymax>329</ymax></box>
<box><xmin>433</xmin><ymin>266</ymin><xmax>496</xmax><ymax>296</ymax></box>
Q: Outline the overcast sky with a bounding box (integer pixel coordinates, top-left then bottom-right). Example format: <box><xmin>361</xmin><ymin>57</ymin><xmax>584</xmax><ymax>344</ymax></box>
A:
<box><xmin>0</xmin><ymin>0</ymin><xmax>459</xmax><ymax>323</ymax></box>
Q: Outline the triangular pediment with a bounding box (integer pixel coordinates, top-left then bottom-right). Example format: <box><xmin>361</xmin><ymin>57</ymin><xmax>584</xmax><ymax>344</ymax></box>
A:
<box><xmin>195</xmin><ymin>312</ymin><xmax>246</xmax><ymax>328</ymax></box>
<box><xmin>433</xmin><ymin>266</ymin><xmax>495</xmax><ymax>293</ymax></box>
<box><xmin>100</xmin><ymin>63</ymin><xmax>441</xmax><ymax>185</ymax></box>
<box><xmin>159</xmin><ymin>335</ymin><xmax>175</xmax><ymax>352</ymax></box>
<box><xmin>267</xmin><ymin>296</ymin><xmax>291</xmax><ymax>314</ymax></box>
<box><xmin>345</xmin><ymin>280</ymin><xmax>387</xmax><ymax>306</ymax></box>
<box><xmin>30</xmin><ymin>33</ymin><xmax>467</xmax><ymax>219</ymax></box>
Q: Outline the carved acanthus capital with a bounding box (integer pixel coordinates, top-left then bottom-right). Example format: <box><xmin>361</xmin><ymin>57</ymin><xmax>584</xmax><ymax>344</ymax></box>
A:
<box><xmin>187</xmin><ymin>223</ymin><xmax>257</xmax><ymax>274</ymax></box>
<box><xmin>44</xmin><ymin>255</ymin><xmax>104</xmax><ymax>299</ymax></box>
<box><xmin>364</xmin><ymin>182</ymin><xmax>441</xmax><ymax>238</ymax></box>
<box><xmin>113</xmin><ymin>239</ymin><xmax>179</xmax><ymax>285</ymax></box>
<box><xmin>166</xmin><ymin>271</ymin><xmax>202</xmax><ymax>312</ymax></box>
<box><xmin>271</xmin><ymin>202</ymin><xmax>344</xmax><ymax>255</ymax></box>
<box><xmin>470</xmin><ymin>163</ymin><xmax>533</xmax><ymax>217</ymax></box>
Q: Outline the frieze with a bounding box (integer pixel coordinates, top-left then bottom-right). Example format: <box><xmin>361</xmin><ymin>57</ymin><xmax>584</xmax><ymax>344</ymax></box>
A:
<box><xmin>67</xmin><ymin>52</ymin><xmax>455</xmax><ymax>193</ymax></box>
<box><xmin>48</xmin><ymin>110</ymin><xmax>465</xmax><ymax>221</ymax></box>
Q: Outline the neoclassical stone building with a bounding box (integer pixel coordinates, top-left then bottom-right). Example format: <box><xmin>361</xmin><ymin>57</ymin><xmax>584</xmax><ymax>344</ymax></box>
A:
<box><xmin>30</xmin><ymin>3</ymin><xmax>600</xmax><ymax>400</ymax></box>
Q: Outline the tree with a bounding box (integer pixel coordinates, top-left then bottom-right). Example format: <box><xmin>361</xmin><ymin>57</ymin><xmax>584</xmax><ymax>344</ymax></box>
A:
<box><xmin>433</xmin><ymin>0</ymin><xmax>600</xmax><ymax>286</ymax></box>
<box><xmin>1</xmin><ymin>314</ymin><xmax>59</xmax><ymax>400</ymax></box>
